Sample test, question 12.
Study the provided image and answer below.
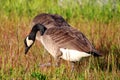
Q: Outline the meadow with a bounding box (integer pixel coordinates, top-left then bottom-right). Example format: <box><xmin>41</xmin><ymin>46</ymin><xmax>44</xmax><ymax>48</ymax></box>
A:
<box><xmin>0</xmin><ymin>0</ymin><xmax>120</xmax><ymax>80</ymax></box>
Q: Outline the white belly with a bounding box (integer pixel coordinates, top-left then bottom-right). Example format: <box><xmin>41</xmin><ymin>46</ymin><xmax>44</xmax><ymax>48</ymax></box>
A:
<box><xmin>60</xmin><ymin>48</ymin><xmax>91</xmax><ymax>61</ymax></box>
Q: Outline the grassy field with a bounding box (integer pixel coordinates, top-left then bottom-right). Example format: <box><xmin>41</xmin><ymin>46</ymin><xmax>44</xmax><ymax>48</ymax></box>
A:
<box><xmin>0</xmin><ymin>0</ymin><xmax>120</xmax><ymax>80</ymax></box>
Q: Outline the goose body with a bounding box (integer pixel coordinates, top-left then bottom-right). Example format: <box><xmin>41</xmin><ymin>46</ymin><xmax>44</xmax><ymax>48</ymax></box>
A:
<box><xmin>24</xmin><ymin>24</ymin><xmax>101</xmax><ymax>62</ymax></box>
<box><xmin>39</xmin><ymin>26</ymin><xmax>101</xmax><ymax>61</ymax></box>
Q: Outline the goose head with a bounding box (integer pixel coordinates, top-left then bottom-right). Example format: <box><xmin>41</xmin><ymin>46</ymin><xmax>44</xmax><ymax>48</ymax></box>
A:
<box><xmin>24</xmin><ymin>36</ymin><xmax>34</xmax><ymax>54</ymax></box>
<box><xmin>24</xmin><ymin>24</ymin><xmax>47</xmax><ymax>54</ymax></box>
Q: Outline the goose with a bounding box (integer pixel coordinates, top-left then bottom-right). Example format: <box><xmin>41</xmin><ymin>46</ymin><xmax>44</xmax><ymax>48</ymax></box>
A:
<box><xmin>24</xmin><ymin>24</ymin><xmax>102</xmax><ymax>71</ymax></box>
<box><xmin>30</xmin><ymin>13</ymin><xmax>70</xmax><ymax>41</ymax></box>
<box><xmin>30</xmin><ymin>13</ymin><xmax>70</xmax><ymax>66</ymax></box>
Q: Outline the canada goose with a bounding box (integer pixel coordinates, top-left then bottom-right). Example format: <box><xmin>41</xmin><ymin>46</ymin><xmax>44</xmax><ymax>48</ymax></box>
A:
<box><xmin>24</xmin><ymin>24</ymin><xmax>102</xmax><ymax>71</ymax></box>
<box><xmin>31</xmin><ymin>13</ymin><xmax>70</xmax><ymax>41</ymax></box>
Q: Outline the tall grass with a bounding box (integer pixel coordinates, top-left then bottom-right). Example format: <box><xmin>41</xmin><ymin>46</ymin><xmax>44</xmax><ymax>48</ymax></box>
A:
<box><xmin>0</xmin><ymin>0</ymin><xmax>120</xmax><ymax>80</ymax></box>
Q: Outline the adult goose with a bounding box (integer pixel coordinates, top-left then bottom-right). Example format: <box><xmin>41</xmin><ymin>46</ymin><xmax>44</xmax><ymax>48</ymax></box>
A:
<box><xmin>24</xmin><ymin>24</ymin><xmax>102</xmax><ymax>71</ymax></box>
<box><xmin>30</xmin><ymin>13</ymin><xmax>70</xmax><ymax>41</ymax></box>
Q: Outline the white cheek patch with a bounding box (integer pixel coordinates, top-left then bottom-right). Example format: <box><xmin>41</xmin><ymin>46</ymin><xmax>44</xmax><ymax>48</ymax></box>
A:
<box><xmin>26</xmin><ymin>37</ymin><xmax>33</xmax><ymax>47</ymax></box>
<box><xmin>60</xmin><ymin>48</ymin><xmax>91</xmax><ymax>61</ymax></box>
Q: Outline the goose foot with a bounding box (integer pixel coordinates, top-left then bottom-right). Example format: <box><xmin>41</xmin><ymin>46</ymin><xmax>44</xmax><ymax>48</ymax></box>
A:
<box><xmin>38</xmin><ymin>62</ymin><xmax>51</xmax><ymax>68</ymax></box>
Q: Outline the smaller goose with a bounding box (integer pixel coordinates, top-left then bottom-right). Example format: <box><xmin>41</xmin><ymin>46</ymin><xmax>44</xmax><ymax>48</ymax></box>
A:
<box><xmin>24</xmin><ymin>24</ymin><xmax>102</xmax><ymax>71</ymax></box>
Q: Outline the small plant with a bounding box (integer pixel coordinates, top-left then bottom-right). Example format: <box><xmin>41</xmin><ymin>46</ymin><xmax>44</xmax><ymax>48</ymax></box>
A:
<box><xmin>31</xmin><ymin>72</ymin><xmax>47</xmax><ymax>80</ymax></box>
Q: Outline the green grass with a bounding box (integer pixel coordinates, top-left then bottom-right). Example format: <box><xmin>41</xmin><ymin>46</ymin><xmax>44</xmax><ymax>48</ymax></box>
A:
<box><xmin>0</xmin><ymin>0</ymin><xmax>120</xmax><ymax>80</ymax></box>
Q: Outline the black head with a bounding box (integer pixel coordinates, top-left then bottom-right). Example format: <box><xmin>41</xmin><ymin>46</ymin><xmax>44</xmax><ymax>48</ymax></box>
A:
<box><xmin>24</xmin><ymin>24</ymin><xmax>47</xmax><ymax>54</ymax></box>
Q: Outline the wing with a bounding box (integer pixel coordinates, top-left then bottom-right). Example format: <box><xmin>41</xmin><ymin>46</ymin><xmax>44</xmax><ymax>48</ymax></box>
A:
<box><xmin>32</xmin><ymin>13</ymin><xmax>70</xmax><ymax>29</ymax></box>
<box><xmin>31</xmin><ymin>13</ymin><xmax>71</xmax><ymax>41</ymax></box>
<box><xmin>45</xmin><ymin>27</ymin><xmax>94</xmax><ymax>53</ymax></box>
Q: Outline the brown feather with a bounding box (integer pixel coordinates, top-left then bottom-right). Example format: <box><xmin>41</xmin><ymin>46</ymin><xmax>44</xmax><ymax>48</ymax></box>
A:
<box><xmin>31</xmin><ymin>13</ymin><xmax>70</xmax><ymax>28</ymax></box>
<box><xmin>30</xmin><ymin>13</ymin><xmax>70</xmax><ymax>41</ymax></box>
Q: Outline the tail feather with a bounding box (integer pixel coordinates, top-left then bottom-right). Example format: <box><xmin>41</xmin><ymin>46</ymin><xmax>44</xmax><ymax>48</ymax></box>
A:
<box><xmin>89</xmin><ymin>49</ymin><xmax>102</xmax><ymax>57</ymax></box>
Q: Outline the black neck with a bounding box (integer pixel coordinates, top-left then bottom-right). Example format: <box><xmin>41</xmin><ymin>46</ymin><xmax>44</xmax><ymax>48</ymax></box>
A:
<box><xmin>28</xmin><ymin>24</ymin><xmax>47</xmax><ymax>40</ymax></box>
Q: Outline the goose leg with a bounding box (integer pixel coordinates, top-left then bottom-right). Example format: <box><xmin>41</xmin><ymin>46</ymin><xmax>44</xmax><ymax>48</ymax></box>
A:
<box><xmin>39</xmin><ymin>62</ymin><xmax>51</xmax><ymax>68</ymax></box>
<box><xmin>39</xmin><ymin>58</ymin><xmax>61</xmax><ymax>68</ymax></box>
<box><xmin>39</xmin><ymin>51</ymin><xmax>62</xmax><ymax>68</ymax></box>
<box><xmin>55</xmin><ymin>51</ymin><xmax>62</xmax><ymax>67</ymax></box>
<box><xmin>70</xmin><ymin>62</ymin><xmax>75</xmax><ymax>73</ymax></box>
<box><xmin>55</xmin><ymin>57</ymin><xmax>61</xmax><ymax>67</ymax></box>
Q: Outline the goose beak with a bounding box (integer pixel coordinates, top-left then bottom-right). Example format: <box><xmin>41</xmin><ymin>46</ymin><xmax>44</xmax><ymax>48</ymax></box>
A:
<box><xmin>25</xmin><ymin>47</ymin><xmax>29</xmax><ymax>54</ymax></box>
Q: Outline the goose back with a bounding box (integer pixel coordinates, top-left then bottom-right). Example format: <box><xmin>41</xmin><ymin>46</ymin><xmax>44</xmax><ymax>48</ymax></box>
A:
<box><xmin>32</xmin><ymin>13</ymin><xmax>70</xmax><ymax>28</ymax></box>
<box><xmin>30</xmin><ymin>13</ymin><xmax>70</xmax><ymax>41</ymax></box>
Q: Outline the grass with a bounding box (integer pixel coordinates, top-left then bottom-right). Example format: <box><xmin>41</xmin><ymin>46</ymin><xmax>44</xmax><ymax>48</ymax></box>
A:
<box><xmin>0</xmin><ymin>0</ymin><xmax>120</xmax><ymax>80</ymax></box>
